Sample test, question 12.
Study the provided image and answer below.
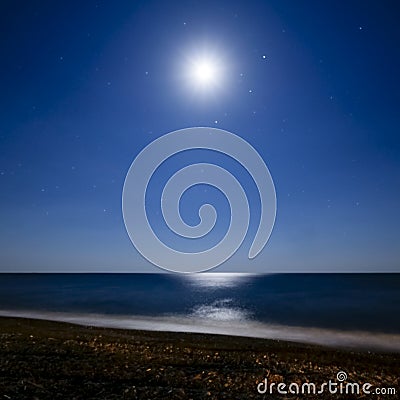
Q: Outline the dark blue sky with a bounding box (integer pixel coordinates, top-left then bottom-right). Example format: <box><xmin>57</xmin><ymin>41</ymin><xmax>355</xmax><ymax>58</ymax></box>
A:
<box><xmin>1</xmin><ymin>0</ymin><xmax>399</xmax><ymax>272</ymax></box>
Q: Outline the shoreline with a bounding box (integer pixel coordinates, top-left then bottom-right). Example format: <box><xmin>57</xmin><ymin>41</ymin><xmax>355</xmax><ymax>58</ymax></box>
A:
<box><xmin>1</xmin><ymin>316</ymin><xmax>399</xmax><ymax>399</ymax></box>
<box><xmin>1</xmin><ymin>309</ymin><xmax>400</xmax><ymax>353</ymax></box>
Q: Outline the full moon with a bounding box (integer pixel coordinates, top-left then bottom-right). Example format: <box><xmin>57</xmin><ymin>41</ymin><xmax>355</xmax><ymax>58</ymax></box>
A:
<box><xmin>180</xmin><ymin>47</ymin><xmax>227</xmax><ymax>95</ymax></box>
<box><xmin>187</xmin><ymin>56</ymin><xmax>222</xmax><ymax>90</ymax></box>
<box><xmin>192</xmin><ymin>59</ymin><xmax>218</xmax><ymax>87</ymax></box>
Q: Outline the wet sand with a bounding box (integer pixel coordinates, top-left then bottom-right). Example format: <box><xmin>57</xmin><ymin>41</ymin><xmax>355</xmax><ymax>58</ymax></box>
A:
<box><xmin>0</xmin><ymin>316</ymin><xmax>398</xmax><ymax>399</ymax></box>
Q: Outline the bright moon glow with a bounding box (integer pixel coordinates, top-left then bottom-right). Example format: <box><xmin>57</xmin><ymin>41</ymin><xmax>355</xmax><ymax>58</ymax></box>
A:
<box><xmin>193</xmin><ymin>60</ymin><xmax>218</xmax><ymax>85</ymax></box>
<box><xmin>187</xmin><ymin>56</ymin><xmax>222</xmax><ymax>90</ymax></box>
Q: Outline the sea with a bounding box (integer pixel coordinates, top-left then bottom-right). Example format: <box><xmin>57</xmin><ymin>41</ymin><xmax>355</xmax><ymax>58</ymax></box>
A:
<box><xmin>0</xmin><ymin>273</ymin><xmax>399</xmax><ymax>352</ymax></box>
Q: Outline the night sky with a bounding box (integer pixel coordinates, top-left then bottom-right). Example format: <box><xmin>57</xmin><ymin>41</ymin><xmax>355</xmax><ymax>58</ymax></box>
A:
<box><xmin>1</xmin><ymin>1</ymin><xmax>399</xmax><ymax>272</ymax></box>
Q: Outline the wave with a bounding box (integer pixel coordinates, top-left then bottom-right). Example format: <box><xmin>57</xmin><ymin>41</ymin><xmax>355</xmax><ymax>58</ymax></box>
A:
<box><xmin>1</xmin><ymin>309</ymin><xmax>399</xmax><ymax>353</ymax></box>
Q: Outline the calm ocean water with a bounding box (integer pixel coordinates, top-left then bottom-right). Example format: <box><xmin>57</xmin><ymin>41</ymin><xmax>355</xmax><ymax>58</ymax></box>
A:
<box><xmin>0</xmin><ymin>273</ymin><xmax>399</xmax><ymax>351</ymax></box>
